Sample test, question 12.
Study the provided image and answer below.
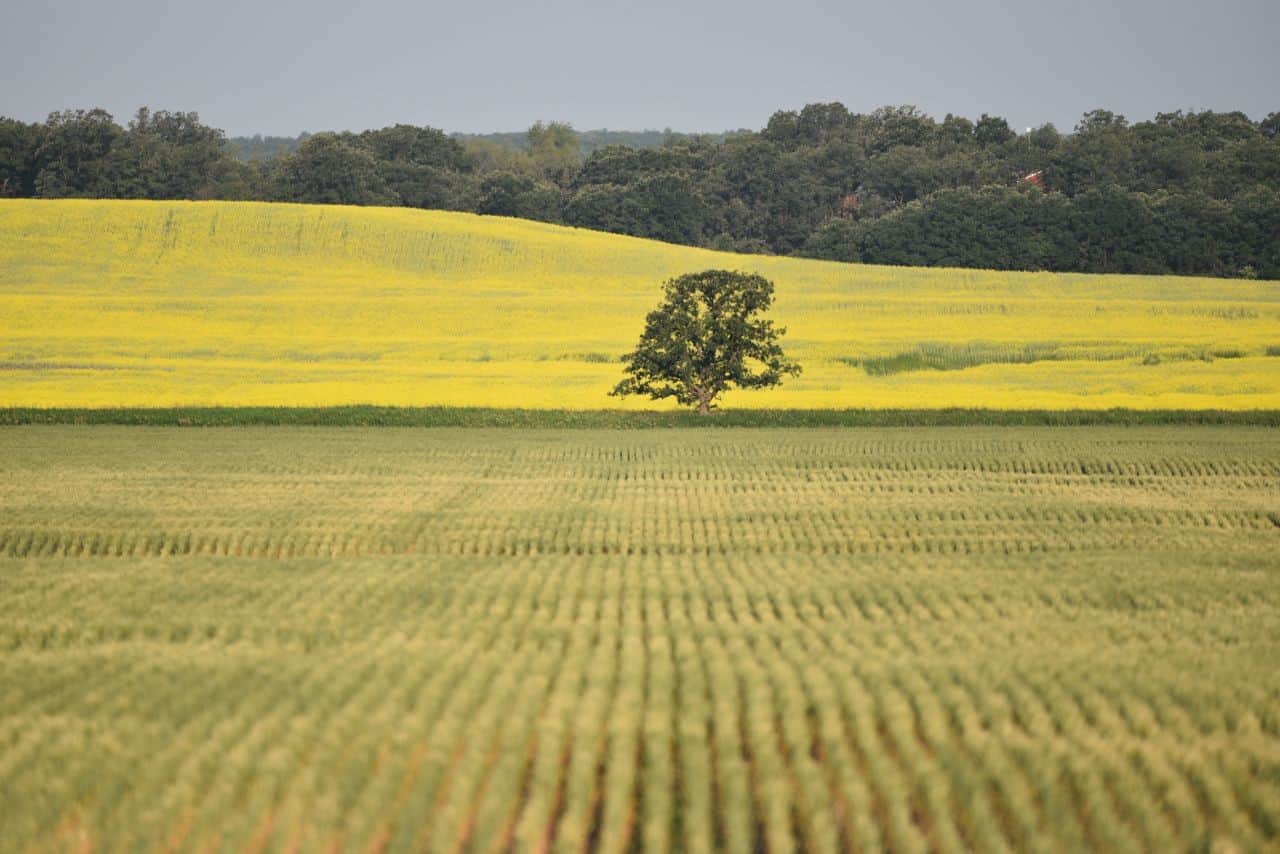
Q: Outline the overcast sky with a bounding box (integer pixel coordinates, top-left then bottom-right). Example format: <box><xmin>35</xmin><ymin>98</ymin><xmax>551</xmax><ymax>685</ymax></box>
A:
<box><xmin>3</xmin><ymin>0</ymin><xmax>1275</xmax><ymax>136</ymax></box>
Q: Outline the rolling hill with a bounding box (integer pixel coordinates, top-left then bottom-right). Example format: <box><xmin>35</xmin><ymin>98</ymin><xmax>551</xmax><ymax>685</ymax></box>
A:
<box><xmin>1</xmin><ymin>199</ymin><xmax>1277</xmax><ymax>409</ymax></box>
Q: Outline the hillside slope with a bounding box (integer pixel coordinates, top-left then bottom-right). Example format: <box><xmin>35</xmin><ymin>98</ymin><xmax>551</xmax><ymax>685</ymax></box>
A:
<box><xmin>1</xmin><ymin>199</ymin><xmax>1277</xmax><ymax>409</ymax></box>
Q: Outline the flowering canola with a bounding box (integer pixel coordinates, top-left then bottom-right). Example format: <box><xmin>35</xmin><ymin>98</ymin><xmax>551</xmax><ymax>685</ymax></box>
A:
<box><xmin>1</xmin><ymin>198</ymin><xmax>1277</xmax><ymax>409</ymax></box>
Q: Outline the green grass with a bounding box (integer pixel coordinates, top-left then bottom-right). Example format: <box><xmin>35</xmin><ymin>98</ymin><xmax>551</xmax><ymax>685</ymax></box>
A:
<box><xmin>1</xmin><ymin>426</ymin><xmax>1278</xmax><ymax>850</ymax></box>
<box><xmin>841</xmin><ymin>342</ymin><xmax>1079</xmax><ymax>374</ymax></box>
<box><xmin>838</xmin><ymin>342</ymin><xmax>1280</xmax><ymax>376</ymax></box>
<box><xmin>3</xmin><ymin>406</ymin><xmax>1280</xmax><ymax>427</ymax></box>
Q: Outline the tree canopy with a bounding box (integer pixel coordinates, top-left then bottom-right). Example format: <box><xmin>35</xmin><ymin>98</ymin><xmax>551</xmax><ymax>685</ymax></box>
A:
<box><xmin>611</xmin><ymin>270</ymin><xmax>801</xmax><ymax>414</ymax></box>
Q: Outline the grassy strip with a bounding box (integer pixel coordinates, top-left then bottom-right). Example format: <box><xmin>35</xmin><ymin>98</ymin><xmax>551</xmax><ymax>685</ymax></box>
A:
<box><xmin>3</xmin><ymin>407</ymin><xmax>1279</xmax><ymax>428</ymax></box>
<box><xmin>839</xmin><ymin>342</ymin><xmax>1273</xmax><ymax>376</ymax></box>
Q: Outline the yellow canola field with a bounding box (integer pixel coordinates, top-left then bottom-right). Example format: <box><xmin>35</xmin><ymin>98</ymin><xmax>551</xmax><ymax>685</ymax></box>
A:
<box><xmin>1</xmin><ymin>198</ymin><xmax>1278</xmax><ymax>409</ymax></box>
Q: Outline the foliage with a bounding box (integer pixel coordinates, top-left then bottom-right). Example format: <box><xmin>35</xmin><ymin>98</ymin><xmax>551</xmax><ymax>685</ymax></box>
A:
<box><xmin>2</xmin><ymin>102</ymin><xmax>1278</xmax><ymax>276</ymax></box>
<box><xmin>524</xmin><ymin>120</ymin><xmax>580</xmax><ymax>186</ymax></box>
<box><xmin>2</xmin><ymin>426</ymin><xmax>1279</xmax><ymax>850</ymax></box>
<box><xmin>269</xmin><ymin>132</ymin><xmax>396</xmax><ymax>205</ymax></box>
<box><xmin>109</xmin><ymin>108</ymin><xmax>237</xmax><ymax>200</ymax></box>
<box><xmin>358</xmin><ymin>124</ymin><xmax>475</xmax><ymax>210</ymax></box>
<box><xmin>476</xmin><ymin>171</ymin><xmax>562</xmax><ymax>221</ymax></box>
<box><xmin>565</xmin><ymin>174</ymin><xmax>707</xmax><ymax>244</ymax></box>
<box><xmin>31</xmin><ymin>108</ymin><xmax>123</xmax><ymax>198</ymax></box>
<box><xmin>613</xmin><ymin>271</ymin><xmax>800</xmax><ymax>412</ymax></box>
<box><xmin>0</xmin><ymin>117</ymin><xmax>40</xmax><ymax>197</ymax></box>
<box><xmin>2</xmin><ymin>199</ymin><xmax>1278</xmax><ymax>410</ymax></box>
<box><xmin>804</xmin><ymin>184</ymin><xmax>1280</xmax><ymax>279</ymax></box>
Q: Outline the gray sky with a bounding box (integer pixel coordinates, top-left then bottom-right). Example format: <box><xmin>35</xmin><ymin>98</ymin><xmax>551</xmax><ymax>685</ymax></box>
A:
<box><xmin>3</xmin><ymin>0</ymin><xmax>1276</xmax><ymax>136</ymax></box>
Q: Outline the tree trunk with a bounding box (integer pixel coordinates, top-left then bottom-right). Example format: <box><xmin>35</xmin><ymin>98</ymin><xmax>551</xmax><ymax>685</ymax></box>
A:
<box><xmin>695</xmin><ymin>387</ymin><xmax>714</xmax><ymax>415</ymax></box>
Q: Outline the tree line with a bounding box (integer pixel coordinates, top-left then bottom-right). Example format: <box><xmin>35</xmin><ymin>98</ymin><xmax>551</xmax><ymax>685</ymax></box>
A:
<box><xmin>2</xmin><ymin>103</ymin><xmax>1277</xmax><ymax>278</ymax></box>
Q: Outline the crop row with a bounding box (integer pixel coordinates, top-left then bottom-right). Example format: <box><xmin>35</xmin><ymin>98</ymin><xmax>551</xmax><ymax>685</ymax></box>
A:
<box><xmin>4</xmin><ymin>547</ymin><xmax>1277</xmax><ymax>851</ymax></box>
<box><xmin>0</xmin><ymin>426</ymin><xmax>1276</xmax><ymax>850</ymax></box>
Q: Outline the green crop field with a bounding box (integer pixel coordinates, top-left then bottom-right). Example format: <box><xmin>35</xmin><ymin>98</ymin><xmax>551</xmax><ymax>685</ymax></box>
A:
<box><xmin>2</xmin><ymin>426</ymin><xmax>1278</xmax><ymax>851</ymax></box>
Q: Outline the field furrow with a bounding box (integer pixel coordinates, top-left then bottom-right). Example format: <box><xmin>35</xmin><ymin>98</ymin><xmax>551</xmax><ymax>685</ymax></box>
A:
<box><xmin>1</xmin><ymin>426</ymin><xmax>1277</xmax><ymax>851</ymax></box>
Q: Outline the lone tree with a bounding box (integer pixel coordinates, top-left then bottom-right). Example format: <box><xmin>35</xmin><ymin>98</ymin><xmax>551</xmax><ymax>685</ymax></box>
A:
<box><xmin>611</xmin><ymin>270</ymin><xmax>801</xmax><ymax>414</ymax></box>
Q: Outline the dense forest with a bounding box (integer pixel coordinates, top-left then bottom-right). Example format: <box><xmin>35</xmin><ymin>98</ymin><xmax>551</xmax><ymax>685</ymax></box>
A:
<box><xmin>2</xmin><ymin>104</ymin><xmax>1277</xmax><ymax>278</ymax></box>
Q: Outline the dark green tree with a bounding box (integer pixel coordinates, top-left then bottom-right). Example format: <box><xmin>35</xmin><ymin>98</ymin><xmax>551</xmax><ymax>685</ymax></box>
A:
<box><xmin>476</xmin><ymin>171</ymin><xmax>562</xmax><ymax>222</ymax></box>
<box><xmin>611</xmin><ymin>270</ymin><xmax>800</xmax><ymax>414</ymax></box>
<box><xmin>1229</xmin><ymin>188</ymin><xmax>1280</xmax><ymax>279</ymax></box>
<box><xmin>112</xmin><ymin>108</ymin><xmax>236</xmax><ymax>199</ymax></box>
<box><xmin>566</xmin><ymin>174</ymin><xmax>707</xmax><ymax>244</ymax></box>
<box><xmin>864</xmin><ymin>105</ymin><xmax>935</xmax><ymax>153</ymax></box>
<box><xmin>0</xmin><ymin>117</ymin><xmax>41</xmax><ymax>197</ymax></box>
<box><xmin>937</xmin><ymin>114</ymin><xmax>976</xmax><ymax>146</ymax></box>
<box><xmin>1057</xmin><ymin>109</ymin><xmax>1135</xmax><ymax>194</ymax></box>
<box><xmin>359</xmin><ymin>124</ymin><xmax>476</xmax><ymax>210</ymax></box>
<box><xmin>973</xmin><ymin>114</ymin><xmax>1016</xmax><ymax>146</ymax></box>
<box><xmin>763</xmin><ymin>102</ymin><xmax>855</xmax><ymax>148</ymax></box>
<box><xmin>33</xmin><ymin>109</ymin><xmax>123</xmax><ymax>197</ymax></box>
<box><xmin>863</xmin><ymin>146</ymin><xmax>943</xmax><ymax>203</ymax></box>
<box><xmin>706</xmin><ymin>137</ymin><xmax>830</xmax><ymax>253</ymax></box>
<box><xmin>269</xmin><ymin>132</ymin><xmax>394</xmax><ymax>205</ymax></box>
